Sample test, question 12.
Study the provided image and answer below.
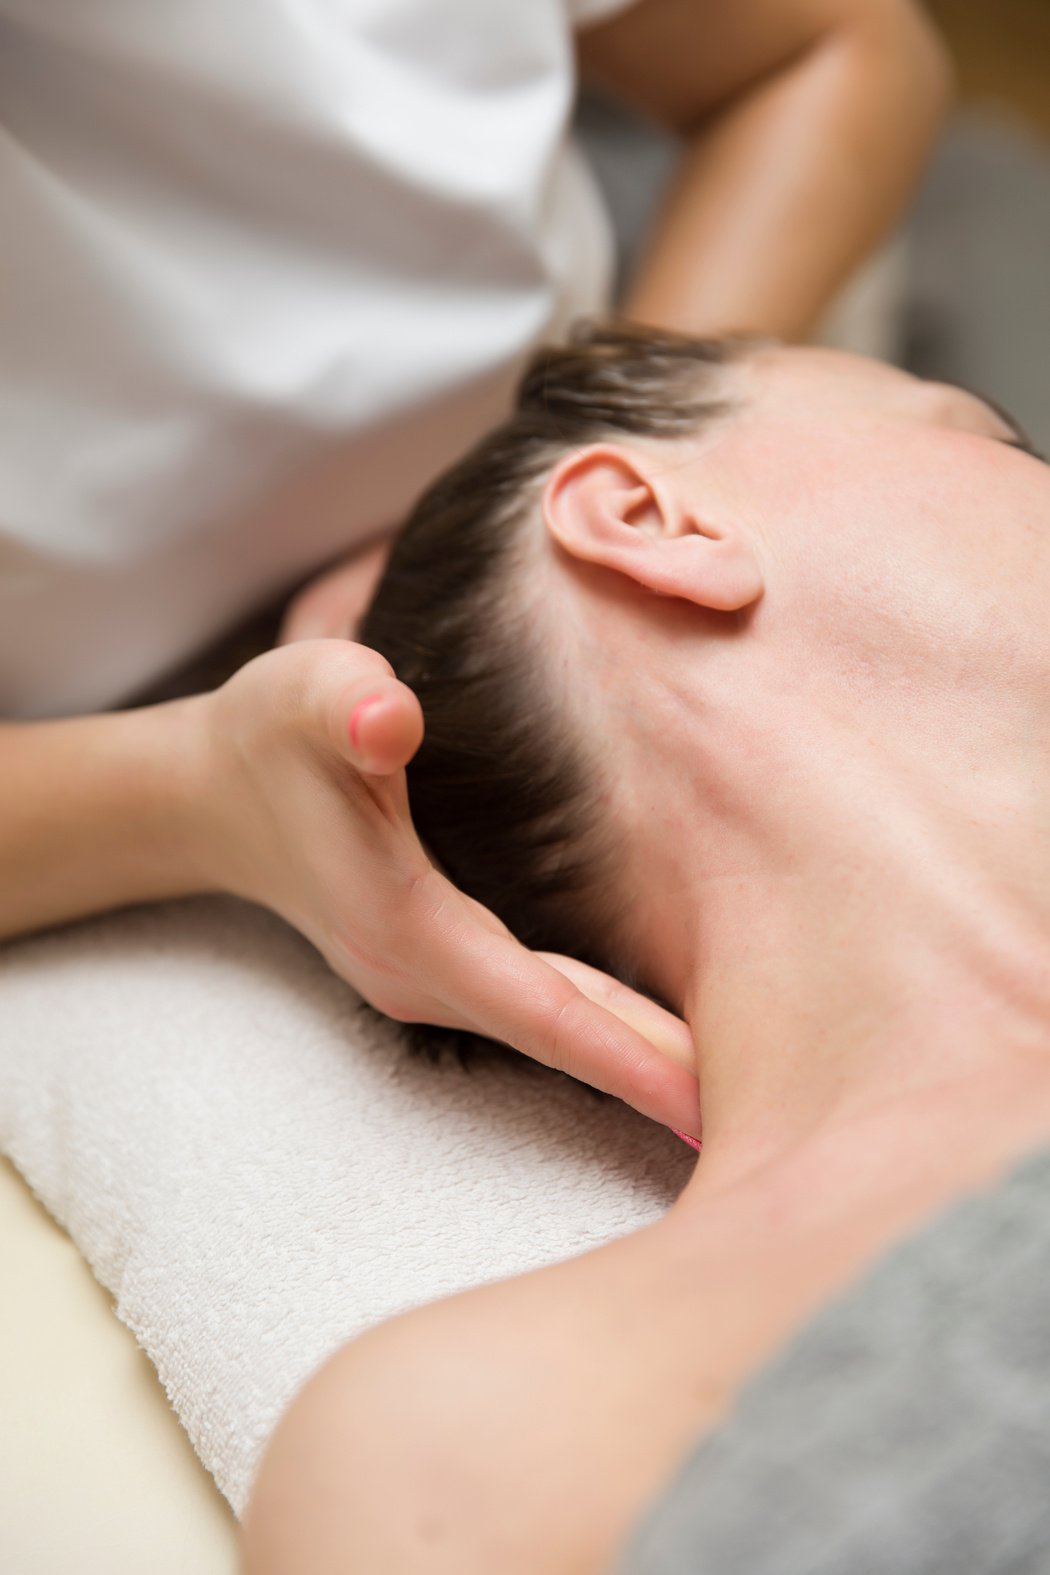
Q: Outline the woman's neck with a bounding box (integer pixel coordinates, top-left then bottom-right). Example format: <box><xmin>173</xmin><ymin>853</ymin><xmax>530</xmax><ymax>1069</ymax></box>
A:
<box><xmin>655</xmin><ymin>721</ymin><xmax>1050</xmax><ymax>1202</ymax></box>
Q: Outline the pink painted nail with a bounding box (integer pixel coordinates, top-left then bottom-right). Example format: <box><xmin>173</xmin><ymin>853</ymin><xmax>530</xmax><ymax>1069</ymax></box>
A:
<box><xmin>671</xmin><ymin>1127</ymin><xmax>702</xmax><ymax>1152</ymax></box>
<box><xmin>349</xmin><ymin>695</ymin><xmax>383</xmax><ymax>752</ymax></box>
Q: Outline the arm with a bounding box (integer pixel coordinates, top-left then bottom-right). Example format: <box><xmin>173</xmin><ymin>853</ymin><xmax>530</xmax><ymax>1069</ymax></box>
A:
<box><xmin>0</xmin><ymin>703</ymin><xmax>210</xmax><ymax>942</ymax></box>
<box><xmin>576</xmin><ymin>0</ymin><xmax>954</xmax><ymax>340</ymax></box>
<box><xmin>241</xmin><ymin>1217</ymin><xmax>698</xmax><ymax>1575</ymax></box>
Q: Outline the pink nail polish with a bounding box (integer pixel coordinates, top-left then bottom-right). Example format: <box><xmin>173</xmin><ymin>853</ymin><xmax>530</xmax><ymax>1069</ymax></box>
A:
<box><xmin>671</xmin><ymin>1127</ymin><xmax>702</xmax><ymax>1152</ymax></box>
<box><xmin>349</xmin><ymin>695</ymin><xmax>383</xmax><ymax>752</ymax></box>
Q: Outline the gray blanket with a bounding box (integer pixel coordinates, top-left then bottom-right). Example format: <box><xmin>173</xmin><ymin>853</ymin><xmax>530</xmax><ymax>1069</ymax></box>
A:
<box><xmin>615</xmin><ymin>1144</ymin><xmax>1050</xmax><ymax>1574</ymax></box>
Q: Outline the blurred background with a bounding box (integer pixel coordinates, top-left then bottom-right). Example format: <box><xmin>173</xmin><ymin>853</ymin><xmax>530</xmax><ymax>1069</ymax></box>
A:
<box><xmin>928</xmin><ymin>0</ymin><xmax>1050</xmax><ymax>136</ymax></box>
<box><xmin>578</xmin><ymin>0</ymin><xmax>1050</xmax><ymax>452</ymax></box>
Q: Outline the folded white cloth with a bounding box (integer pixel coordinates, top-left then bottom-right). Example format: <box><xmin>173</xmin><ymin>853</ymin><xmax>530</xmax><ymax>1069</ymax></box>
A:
<box><xmin>0</xmin><ymin>896</ymin><xmax>692</xmax><ymax>1514</ymax></box>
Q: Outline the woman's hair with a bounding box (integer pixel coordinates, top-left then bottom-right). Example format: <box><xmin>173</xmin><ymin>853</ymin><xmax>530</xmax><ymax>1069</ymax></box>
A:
<box><xmin>361</xmin><ymin>320</ymin><xmax>738</xmax><ymax>992</ymax></box>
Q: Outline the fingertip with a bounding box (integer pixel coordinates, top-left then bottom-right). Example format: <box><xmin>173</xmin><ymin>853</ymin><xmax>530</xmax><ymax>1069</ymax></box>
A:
<box><xmin>348</xmin><ymin>695</ymin><xmax>383</xmax><ymax>752</ymax></box>
<box><xmin>347</xmin><ymin>684</ymin><xmax>424</xmax><ymax>774</ymax></box>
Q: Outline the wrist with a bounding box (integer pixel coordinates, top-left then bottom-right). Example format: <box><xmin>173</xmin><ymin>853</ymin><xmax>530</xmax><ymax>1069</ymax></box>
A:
<box><xmin>162</xmin><ymin>689</ymin><xmax>238</xmax><ymax>899</ymax></box>
<box><xmin>121</xmin><ymin>692</ymin><xmax>225</xmax><ymax>901</ymax></box>
<box><xmin>0</xmin><ymin>694</ymin><xmax>225</xmax><ymax>943</ymax></box>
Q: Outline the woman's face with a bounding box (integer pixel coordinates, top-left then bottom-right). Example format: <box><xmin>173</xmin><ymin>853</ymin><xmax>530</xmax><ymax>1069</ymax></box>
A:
<box><xmin>533</xmin><ymin>344</ymin><xmax>1050</xmax><ymax>1003</ymax></box>
<box><xmin>715</xmin><ymin>344</ymin><xmax>1050</xmax><ymax>732</ymax></box>
<box><xmin>541</xmin><ymin>342</ymin><xmax>1050</xmax><ymax>737</ymax></box>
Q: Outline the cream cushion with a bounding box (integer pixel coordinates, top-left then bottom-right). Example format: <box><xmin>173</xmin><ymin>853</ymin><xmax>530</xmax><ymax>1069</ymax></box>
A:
<box><xmin>0</xmin><ymin>1155</ymin><xmax>237</xmax><ymax>1575</ymax></box>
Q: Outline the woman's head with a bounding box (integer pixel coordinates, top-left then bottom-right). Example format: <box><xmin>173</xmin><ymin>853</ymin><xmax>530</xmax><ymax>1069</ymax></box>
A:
<box><xmin>360</xmin><ymin>322</ymin><xmax>744</xmax><ymax>991</ymax></box>
<box><xmin>362</xmin><ymin>320</ymin><xmax>1050</xmax><ymax>1011</ymax></box>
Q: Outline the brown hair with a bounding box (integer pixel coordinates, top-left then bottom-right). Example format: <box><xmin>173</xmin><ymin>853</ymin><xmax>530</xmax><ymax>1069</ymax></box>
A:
<box><xmin>361</xmin><ymin>320</ymin><xmax>739</xmax><ymax>996</ymax></box>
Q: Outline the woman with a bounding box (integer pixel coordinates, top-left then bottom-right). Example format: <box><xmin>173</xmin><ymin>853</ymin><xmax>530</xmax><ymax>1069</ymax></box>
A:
<box><xmin>1</xmin><ymin>0</ymin><xmax>949</xmax><ymax>1133</ymax></box>
<box><xmin>243</xmin><ymin>325</ymin><xmax>1050</xmax><ymax>1571</ymax></box>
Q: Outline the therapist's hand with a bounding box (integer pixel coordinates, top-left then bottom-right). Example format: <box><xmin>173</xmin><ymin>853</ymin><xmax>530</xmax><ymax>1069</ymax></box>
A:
<box><xmin>196</xmin><ymin>640</ymin><xmax>700</xmax><ymax>1136</ymax></box>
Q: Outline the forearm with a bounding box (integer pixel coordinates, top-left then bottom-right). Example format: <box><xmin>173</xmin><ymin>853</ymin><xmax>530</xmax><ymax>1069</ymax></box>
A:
<box><xmin>0</xmin><ymin>698</ymin><xmax>213</xmax><ymax>942</ymax></box>
<box><xmin>591</xmin><ymin>1</ymin><xmax>953</xmax><ymax>340</ymax></box>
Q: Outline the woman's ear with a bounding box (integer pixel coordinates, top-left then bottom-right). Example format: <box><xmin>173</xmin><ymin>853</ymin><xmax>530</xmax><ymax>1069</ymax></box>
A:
<box><xmin>542</xmin><ymin>443</ymin><xmax>763</xmax><ymax>612</ymax></box>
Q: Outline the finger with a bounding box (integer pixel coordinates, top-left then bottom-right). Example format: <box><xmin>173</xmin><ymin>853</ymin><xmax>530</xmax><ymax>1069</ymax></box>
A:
<box><xmin>278</xmin><ymin>538</ymin><xmax>394</xmax><ymax>646</ymax></box>
<box><xmin>431</xmin><ymin>918</ymin><xmax>701</xmax><ymax>1135</ymax></box>
<box><xmin>537</xmin><ymin>954</ymin><xmax>695</xmax><ymax>1072</ymax></box>
<box><xmin>344</xmin><ymin>685</ymin><xmax>424</xmax><ymax>776</ymax></box>
<box><xmin>298</xmin><ymin>641</ymin><xmax>424</xmax><ymax>776</ymax></box>
<box><xmin>498</xmin><ymin>959</ymin><xmax>701</xmax><ymax>1133</ymax></box>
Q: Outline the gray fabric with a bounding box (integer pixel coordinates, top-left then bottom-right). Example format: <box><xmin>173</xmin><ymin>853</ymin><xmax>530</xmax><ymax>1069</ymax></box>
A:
<box><xmin>615</xmin><ymin>1144</ymin><xmax>1050</xmax><ymax>1574</ymax></box>
<box><xmin>574</xmin><ymin>89</ymin><xmax>679</xmax><ymax>301</ymax></box>
<box><xmin>903</xmin><ymin>111</ymin><xmax>1050</xmax><ymax>459</ymax></box>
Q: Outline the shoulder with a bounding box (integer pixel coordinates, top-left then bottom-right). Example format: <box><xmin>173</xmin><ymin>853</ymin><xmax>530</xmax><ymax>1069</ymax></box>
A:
<box><xmin>242</xmin><ymin>1281</ymin><xmax>584</xmax><ymax>1573</ymax></box>
<box><xmin>241</xmin><ymin>1233</ymin><xmax>693</xmax><ymax>1574</ymax></box>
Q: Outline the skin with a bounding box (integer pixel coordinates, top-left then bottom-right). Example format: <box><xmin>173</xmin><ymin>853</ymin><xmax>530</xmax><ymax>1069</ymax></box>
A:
<box><xmin>242</xmin><ymin>348</ymin><xmax>1050</xmax><ymax>1573</ymax></box>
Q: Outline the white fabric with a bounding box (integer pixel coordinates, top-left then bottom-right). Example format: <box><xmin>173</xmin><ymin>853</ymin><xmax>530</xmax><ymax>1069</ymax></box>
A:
<box><xmin>0</xmin><ymin>895</ymin><xmax>692</xmax><ymax>1515</ymax></box>
<box><xmin>0</xmin><ymin>0</ymin><xmax>636</xmax><ymax>720</ymax></box>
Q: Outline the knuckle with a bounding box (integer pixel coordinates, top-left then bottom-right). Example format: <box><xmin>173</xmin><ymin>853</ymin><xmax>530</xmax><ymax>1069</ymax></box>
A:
<box><xmin>276</xmin><ymin>641</ymin><xmax>390</xmax><ymax>726</ymax></box>
<box><xmin>544</xmin><ymin>991</ymin><xmax>585</xmax><ymax>1081</ymax></box>
<box><xmin>402</xmin><ymin>863</ymin><xmax>446</xmax><ymax>927</ymax></box>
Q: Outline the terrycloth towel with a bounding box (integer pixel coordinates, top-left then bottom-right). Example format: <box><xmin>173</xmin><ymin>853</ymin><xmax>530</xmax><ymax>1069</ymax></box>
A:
<box><xmin>0</xmin><ymin>896</ymin><xmax>693</xmax><ymax>1515</ymax></box>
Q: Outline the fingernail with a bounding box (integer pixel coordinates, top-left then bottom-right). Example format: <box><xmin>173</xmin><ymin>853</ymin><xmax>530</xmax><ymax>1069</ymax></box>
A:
<box><xmin>670</xmin><ymin>1128</ymin><xmax>702</xmax><ymax>1152</ymax></box>
<box><xmin>349</xmin><ymin>695</ymin><xmax>383</xmax><ymax>752</ymax></box>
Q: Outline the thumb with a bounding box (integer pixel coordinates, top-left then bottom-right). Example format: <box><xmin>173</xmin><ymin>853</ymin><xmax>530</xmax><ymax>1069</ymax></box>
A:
<box><xmin>341</xmin><ymin>682</ymin><xmax>424</xmax><ymax>776</ymax></box>
<box><xmin>301</xmin><ymin>640</ymin><xmax>425</xmax><ymax>776</ymax></box>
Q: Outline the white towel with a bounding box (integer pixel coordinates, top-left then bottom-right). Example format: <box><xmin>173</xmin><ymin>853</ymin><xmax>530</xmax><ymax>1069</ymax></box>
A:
<box><xmin>0</xmin><ymin>896</ymin><xmax>692</xmax><ymax>1515</ymax></box>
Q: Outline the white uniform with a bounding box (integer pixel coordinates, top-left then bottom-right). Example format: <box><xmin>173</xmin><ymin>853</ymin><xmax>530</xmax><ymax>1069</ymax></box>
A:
<box><xmin>0</xmin><ymin>0</ymin><xmax>632</xmax><ymax>717</ymax></box>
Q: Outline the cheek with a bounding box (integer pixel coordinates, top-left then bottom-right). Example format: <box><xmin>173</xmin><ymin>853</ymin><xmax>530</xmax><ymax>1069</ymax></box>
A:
<box><xmin>740</xmin><ymin>418</ymin><xmax>1041</xmax><ymax>564</ymax></box>
<box><xmin>819</xmin><ymin>434</ymin><xmax>1050</xmax><ymax>702</ymax></box>
<box><xmin>723</xmin><ymin>413</ymin><xmax>1050</xmax><ymax>618</ymax></box>
<box><xmin>738</xmin><ymin>421</ymin><xmax>994</xmax><ymax>611</ymax></box>
<box><xmin>896</xmin><ymin>434</ymin><xmax>1050</xmax><ymax>597</ymax></box>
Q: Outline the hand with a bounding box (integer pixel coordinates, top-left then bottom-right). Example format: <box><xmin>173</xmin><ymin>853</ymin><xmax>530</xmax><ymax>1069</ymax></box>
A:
<box><xmin>194</xmin><ymin>639</ymin><xmax>700</xmax><ymax>1135</ymax></box>
<box><xmin>277</xmin><ymin>537</ymin><xmax>394</xmax><ymax>645</ymax></box>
